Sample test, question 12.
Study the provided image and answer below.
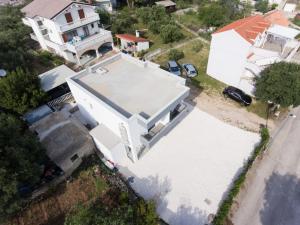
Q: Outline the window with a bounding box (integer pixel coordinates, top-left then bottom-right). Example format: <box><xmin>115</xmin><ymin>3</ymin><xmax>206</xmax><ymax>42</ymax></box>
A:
<box><xmin>65</xmin><ymin>12</ymin><xmax>73</xmax><ymax>23</ymax></box>
<box><xmin>78</xmin><ymin>9</ymin><xmax>85</xmax><ymax>19</ymax></box>
<box><xmin>91</xmin><ymin>23</ymin><xmax>94</xmax><ymax>28</ymax></box>
<box><xmin>70</xmin><ymin>154</ymin><xmax>79</xmax><ymax>162</ymax></box>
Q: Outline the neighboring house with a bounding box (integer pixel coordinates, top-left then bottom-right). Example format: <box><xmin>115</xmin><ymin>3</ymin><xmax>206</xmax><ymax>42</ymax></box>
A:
<box><xmin>21</xmin><ymin>0</ymin><xmax>113</xmax><ymax>65</ymax></box>
<box><xmin>207</xmin><ymin>11</ymin><xmax>300</xmax><ymax>95</ymax></box>
<box><xmin>94</xmin><ymin>0</ymin><xmax>116</xmax><ymax>12</ymax></box>
<box><xmin>155</xmin><ymin>0</ymin><xmax>176</xmax><ymax>12</ymax></box>
<box><xmin>116</xmin><ymin>33</ymin><xmax>150</xmax><ymax>53</ymax></box>
<box><xmin>66</xmin><ymin>53</ymin><xmax>189</xmax><ymax>164</ymax></box>
<box><xmin>30</xmin><ymin>111</ymin><xmax>95</xmax><ymax>173</ymax></box>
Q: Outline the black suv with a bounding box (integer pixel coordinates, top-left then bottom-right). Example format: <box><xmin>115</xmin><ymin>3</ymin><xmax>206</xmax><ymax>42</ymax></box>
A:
<box><xmin>223</xmin><ymin>86</ymin><xmax>252</xmax><ymax>106</ymax></box>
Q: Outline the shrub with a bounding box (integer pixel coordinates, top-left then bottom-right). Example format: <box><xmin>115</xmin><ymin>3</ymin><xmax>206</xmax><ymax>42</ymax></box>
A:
<box><xmin>168</xmin><ymin>49</ymin><xmax>184</xmax><ymax>61</ymax></box>
<box><xmin>192</xmin><ymin>41</ymin><xmax>203</xmax><ymax>52</ymax></box>
<box><xmin>160</xmin><ymin>24</ymin><xmax>183</xmax><ymax>43</ymax></box>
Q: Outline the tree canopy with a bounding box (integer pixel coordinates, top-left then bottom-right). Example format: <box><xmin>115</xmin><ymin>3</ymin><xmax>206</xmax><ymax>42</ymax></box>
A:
<box><xmin>0</xmin><ymin>68</ymin><xmax>46</xmax><ymax>114</ymax></box>
<box><xmin>0</xmin><ymin>5</ymin><xmax>31</xmax><ymax>71</ymax></box>
<box><xmin>255</xmin><ymin>62</ymin><xmax>300</xmax><ymax>107</ymax></box>
<box><xmin>0</xmin><ymin>113</ymin><xmax>46</xmax><ymax>221</ymax></box>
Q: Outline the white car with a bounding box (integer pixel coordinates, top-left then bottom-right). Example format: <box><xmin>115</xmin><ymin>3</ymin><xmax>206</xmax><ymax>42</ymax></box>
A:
<box><xmin>182</xmin><ymin>64</ymin><xmax>197</xmax><ymax>77</ymax></box>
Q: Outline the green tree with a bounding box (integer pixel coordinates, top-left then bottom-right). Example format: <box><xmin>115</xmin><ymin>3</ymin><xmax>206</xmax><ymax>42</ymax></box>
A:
<box><xmin>0</xmin><ymin>113</ymin><xmax>46</xmax><ymax>221</ymax></box>
<box><xmin>255</xmin><ymin>0</ymin><xmax>269</xmax><ymax>13</ymax></box>
<box><xmin>0</xmin><ymin>68</ymin><xmax>46</xmax><ymax>114</ymax></box>
<box><xmin>0</xmin><ymin>5</ymin><xmax>31</xmax><ymax>71</ymax></box>
<box><xmin>160</xmin><ymin>24</ymin><xmax>183</xmax><ymax>43</ymax></box>
<box><xmin>96</xmin><ymin>8</ymin><xmax>111</xmax><ymax>25</ymax></box>
<box><xmin>111</xmin><ymin>9</ymin><xmax>137</xmax><ymax>34</ymax></box>
<box><xmin>168</xmin><ymin>49</ymin><xmax>184</xmax><ymax>61</ymax></box>
<box><xmin>198</xmin><ymin>2</ymin><xmax>228</xmax><ymax>28</ymax></box>
<box><xmin>255</xmin><ymin>62</ymin><xmax>300</xmax><ymax>107</ymax></box>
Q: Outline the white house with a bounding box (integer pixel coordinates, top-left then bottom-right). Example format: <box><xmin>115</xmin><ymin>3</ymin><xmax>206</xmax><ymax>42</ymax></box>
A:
<box><xmin>21</xmin><ymin>0</ymin><xmax>113</xmax><ymax>65</ymax></box>
<box><xmin>207</xmin><ymin>12</ymin><xmax>300</xmax><ymax>95</ymax></box>
<box><xmin>116</xmin><ymin>33</ymin><xmax>150</xmax><ymax>53</ymax></box>
<box><xmin>66</xmin><ymin>53</ymin><xmax>190</xmax><ymax>164</ymax></box>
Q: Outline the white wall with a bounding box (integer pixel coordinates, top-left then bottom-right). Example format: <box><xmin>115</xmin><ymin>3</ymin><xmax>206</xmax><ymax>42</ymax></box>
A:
<box><xmin>137</xmin><ymin>42</ymin><xmax>149</xmax><ymax>52</ymax></box>
<box><xmin>207</xmin><ymin>30</ymin><xmax>252</xmax><ymax>88</ymax></box>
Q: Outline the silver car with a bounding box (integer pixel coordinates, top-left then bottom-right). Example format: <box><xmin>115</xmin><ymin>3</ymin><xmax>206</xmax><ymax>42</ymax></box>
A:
<box><xmin>182</xmin><ymin>64</ymin><xmax>197</xmax><ymax>77</ymax></box>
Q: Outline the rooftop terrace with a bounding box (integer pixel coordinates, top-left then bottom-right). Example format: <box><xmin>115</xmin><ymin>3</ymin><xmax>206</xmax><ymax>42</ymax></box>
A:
<box><xmin>72</xmin><ymin>54</ymin><xmax>188</xmax><ymax>119</ymax></box>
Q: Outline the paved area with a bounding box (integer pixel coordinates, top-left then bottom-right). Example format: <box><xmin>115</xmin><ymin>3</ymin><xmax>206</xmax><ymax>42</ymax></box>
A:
<box><xmin>118</xmin><ymin>106</ymin><xmax>259</xmax><ymax>225</ymax></box>
<box><xmin>232</xmin><ymin>107</ymin><xmax>300</xmax><ymax>225</ymax></box>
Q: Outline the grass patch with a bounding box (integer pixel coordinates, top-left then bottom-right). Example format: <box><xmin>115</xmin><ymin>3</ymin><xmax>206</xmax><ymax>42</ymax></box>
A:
<box><xmin>154</xmin><ymin>40</ymin><xmax>226</xmax><ymax>92</ymax></box>
<box><xmin>247</xmin><ymin>100</ymin><xmax>268</xmax><ymax>119</ymax></box>
<box><xmin>213</xmin><ymin>128</ymin><xmax>270</xmax><ymax>225</ymax></box>
<box><xmin>173</xmin><ymin>10</ymin><xmax>203</xmax><ymax>32</ymax></box>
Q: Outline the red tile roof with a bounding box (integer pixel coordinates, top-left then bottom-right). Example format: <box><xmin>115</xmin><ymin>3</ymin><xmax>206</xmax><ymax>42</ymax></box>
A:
<box><xmin>264</xmin><ymin>10</ymin><xmax>290</xmax><ymax>27</ymax></box>
<box><xmin>116</xmin><ymin>34</ymin><xmax>149</xmax><ymax>43</ymax></box>
<box><xmin>214</xmin><ymin>15</ymin><xmax>271</xmax><ymax>44</ymax></box>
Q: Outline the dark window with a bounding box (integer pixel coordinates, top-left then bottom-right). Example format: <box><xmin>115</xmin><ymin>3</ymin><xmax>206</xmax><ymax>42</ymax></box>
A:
<box><xmin>70</xmin><ymin>154</ymin><xmax>79</xmax><ymax>162</ymax></box>
<box><xmin>78</xmin><ymin>9</ymin><xmax>85</xmax><ymax>19</ymax></box>
<box><xmin>91</xmin><ymin>23</ymin><xmax>94</xmax><ymax>28</ymax></box>
<box><xmin>65</xmin><ymin>12</ymin><xmax>73</xmax><ymax>23</ymax></box>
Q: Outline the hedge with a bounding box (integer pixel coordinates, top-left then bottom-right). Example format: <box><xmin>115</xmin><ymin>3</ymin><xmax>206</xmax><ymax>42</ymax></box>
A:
<box><xmin>212</xmin><ymin>128</ymin><xmax>270</xmax><ymax>225</ymax></box>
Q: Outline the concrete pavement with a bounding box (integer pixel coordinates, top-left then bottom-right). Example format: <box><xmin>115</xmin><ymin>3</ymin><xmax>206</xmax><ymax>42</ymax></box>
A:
<box><xmin>232</xmin><ymin>107</ymin><xmax>300</xmax><ymax>225</ymax></box>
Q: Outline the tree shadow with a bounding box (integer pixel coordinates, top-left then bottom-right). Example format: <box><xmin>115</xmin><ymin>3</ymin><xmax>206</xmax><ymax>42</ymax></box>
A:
<box><xmin>118</xmin><ymin>166</ymin><xmax>209</xmax><ymax>224</ymax></box>
<box><xmin>259</xmin><ymin>172</ymin><xmax>300</xmax><ymax>225</ymax></box>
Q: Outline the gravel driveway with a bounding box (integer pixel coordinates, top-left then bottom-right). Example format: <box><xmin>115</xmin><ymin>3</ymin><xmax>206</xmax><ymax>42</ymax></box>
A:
<box><xmin>117</xmin><ymin>105</ymin><xmax>259</xmax><ymax>225</ymax></box>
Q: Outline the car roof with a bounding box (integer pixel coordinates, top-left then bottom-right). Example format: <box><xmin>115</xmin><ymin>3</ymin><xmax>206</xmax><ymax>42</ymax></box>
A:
<box><xmin>168</xmin><ymin>61</ymin><xmax>178</xmax><ymax>67</ymax></box>
<box><xmin>184</xmin><ymin>64</ymin><xmax>196</xmax><ymax>71</ymax></box>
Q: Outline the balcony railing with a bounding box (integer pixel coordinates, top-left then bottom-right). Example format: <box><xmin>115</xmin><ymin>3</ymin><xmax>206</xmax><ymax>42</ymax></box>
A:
<box><xmin>65</xmin><ymin>30</ymin><xmax>112</xmax><ymax>53</ymax></box>
<box><xmin>140</xmin><ymin>103</ymin><xmax>187</xmax><ymax>149</ymax></box>
<box><xmin>57</xmin><ymin>15</ymin><xmax>99</xmax><ymax>33</ymax></box>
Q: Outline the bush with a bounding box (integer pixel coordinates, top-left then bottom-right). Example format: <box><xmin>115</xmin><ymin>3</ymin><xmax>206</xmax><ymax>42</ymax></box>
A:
<box><xmin>192</xmin><ymin>41</ymin><xmax>203</xmax><ymax>53</ymax></box>
<box><xmin>212</xmin><ymin>128</ymin><xmax>270</xmax><ymax>225</ymax></box>
<box><xmin>160</xmin><ymin>24</ymin><xmax>183</xmax><ymax>43</ymax></box>
<box><xmin>168</xmin><ymin>49</ymin><xmax>184</xmax><ymax>61</ymax></box>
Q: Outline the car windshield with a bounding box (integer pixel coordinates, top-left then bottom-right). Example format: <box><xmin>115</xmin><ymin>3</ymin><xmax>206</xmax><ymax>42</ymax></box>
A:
<box><xmin>170</xmin><ymin>66</ymin><xmax>179</xmax><ymax>72</ymax></box>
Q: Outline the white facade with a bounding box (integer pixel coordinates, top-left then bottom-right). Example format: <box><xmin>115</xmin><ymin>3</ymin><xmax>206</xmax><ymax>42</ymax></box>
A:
<box><xmin>22</xmin><ymin>2</ymin><xmax>113</xmax><ymax>65</ymax></box>
<box><xmin>119</xmin><ymin>39</ymin><xmax>150</xmax><ymax>52</ymax></box>
<box><xmin>67</xmin><ymin>53</ymin><xmax>189</xmax><ymax>164</ymax></box>
<box><xmin>207</xmin><ymin>20</ymin><xmax>300</xmax><ymax>95</ymax></box>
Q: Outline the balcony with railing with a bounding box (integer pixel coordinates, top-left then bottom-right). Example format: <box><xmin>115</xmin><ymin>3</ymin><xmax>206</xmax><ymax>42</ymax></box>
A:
<box><xmin>140</xmin><ymin>103</ymin><xmax>187</xmax><ymax>149</ymax></box>
<box><xmin>57</xmin><ymin>15</ymin><xmax>100</xmax><ymax>33</ymax></box>
<box><xmin>65</xmin><ymin>29</ymin><xmax>112</xmax><ymax>53</ymax></box>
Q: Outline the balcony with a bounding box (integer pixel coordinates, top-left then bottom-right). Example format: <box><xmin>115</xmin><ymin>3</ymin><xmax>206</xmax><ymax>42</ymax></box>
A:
<box><xmin>140</xmin><ymin>103</ymin><xmax>187</xmax><ymax>149</ymax></box>
<box><xmin>65</xmin><ymin>30</ymin><xmax>112</xmax><ymax>53</ymax></box>
<box><xmin>30</xmin><ymin>33</ymin><xmax>38</xmax><ymax>41</ymax></box>
<box><xmin>57</xmin><ymin>15</ymin><xmax>100</xmax><ymax>33</ymax></box>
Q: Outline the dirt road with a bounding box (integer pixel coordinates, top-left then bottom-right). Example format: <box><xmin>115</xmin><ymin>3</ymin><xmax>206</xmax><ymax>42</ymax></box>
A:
<box><xmin>186</xmin><ymin>86</ymin><xmax>275</xmax><ymax>133</ymax></box>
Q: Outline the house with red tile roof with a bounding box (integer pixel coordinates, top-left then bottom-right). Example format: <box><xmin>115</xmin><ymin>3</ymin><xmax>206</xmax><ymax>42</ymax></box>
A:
<box><xmin>116</xmin><ymin>33</ymin><xmax>149</xmax><ymax>53</ymax></box>
<box><xmin>207</xmin><ymin>13</ymin><xmax>300</xmax><ymax>95</ymax></box>
<box><xmin>21</xmin><ymin>0</ymin><xmax>113</xmax><ymax>65</ymax></box>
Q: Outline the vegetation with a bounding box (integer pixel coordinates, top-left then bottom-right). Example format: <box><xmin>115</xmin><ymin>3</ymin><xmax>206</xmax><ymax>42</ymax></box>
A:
<box><xmin>137</xmin><ymin>6</ymin><xmax>183</xmax><ymax>43</ymax></box>
<box><xmin>0</xmin><ymin>68</ymin><xmax>46</xmax><ymax>114</ymax></box>
<box><xmin>254</xmin><ymin>0</ymin><xmax>269</xmax><ymax>13</ymax></box>
<box><xmin>213</xmin><ymin>128</ymin><xmax>270</xmax><ymax>225</ymax></box>
<box><xmin>168</xmin><ymin>49</ymin><xmax>184</xmax><ymax>61</ymax></box>
<box><xmin>65</xmin><ymin>193</ymin><xmax>158</xmax><ymax>225</ymax></box>
<box><xmin>0</xmin><ymin>112</ymin><xmax>46</xmax><ymax>222</ymax></box>
<box><xmin>0</xmin><ymin>5</ymin><xmax>31</xmax><ymax>72</ymax></box>
<box><xmin>111</xmin><ymin>8</ymin><xmax>138</xmax><ymax>34</ymax></box>
<box><xmin>96</xmin><ymin>8</ymin><xmax>111</xmax><ymax>25</ymax></box>
<box><xmin>255</xmin><ymin>62</ymin><xmax>300</xmax><ymax>107</ymax></box>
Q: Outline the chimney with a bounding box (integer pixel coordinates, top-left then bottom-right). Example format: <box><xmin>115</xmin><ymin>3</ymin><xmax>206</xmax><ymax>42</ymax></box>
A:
<box><xmin>135</xmin><ymin>30</ymin><xmax>140</xmax><ymax>38</ymax></box>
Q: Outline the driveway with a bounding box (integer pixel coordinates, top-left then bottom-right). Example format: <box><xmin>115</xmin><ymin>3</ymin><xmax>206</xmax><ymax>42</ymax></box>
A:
<box><xmin>118</xmin><ymin>106</ymin><xmax>259</xmax><ymax>225</ymax></box>
<box><xmin>232</xmin><ymin>107</ymin><xmax>300</xmax><ymax>225</ymax></box>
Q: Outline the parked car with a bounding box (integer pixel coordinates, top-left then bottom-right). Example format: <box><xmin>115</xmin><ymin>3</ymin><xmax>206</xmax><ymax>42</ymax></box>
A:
<box><xmin>223</xmin><ymin>86</ymin><xmax>252</xmax><ymax>106</ymax></box>
<box><xmin>168</xmin><ymin>61</ymin><xmax>181</xmax><ymax>76</ymax></box>
<box><xmin>182</xmin><ymin>64</ymin><xmax>197</xmax><ymax>77</ymax></box>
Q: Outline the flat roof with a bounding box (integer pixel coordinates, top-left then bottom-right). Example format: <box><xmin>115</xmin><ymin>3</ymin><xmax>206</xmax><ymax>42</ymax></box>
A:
<box><xmin>155</xmin><ymin>0</ymin><xmax>176</xmax><ymax>7</ymax></box>
<box><xmin>39</xmin><ymin>65</ymin><xmax>76</xmax><ymax>92</ymax></box>
<box><xmin>72</xmin><ymin>54</ymin><xmax>188</xmax><ymax>119</ymax></box>
<box><xmin>267</xmin><ymin>24</ymin><xmax>300</xmax><ymax>39</ymax></box>
<box><xmin>90</xmin><ymin>124</ymin><xmax>121</xmax><ymax>150</ymax></box>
